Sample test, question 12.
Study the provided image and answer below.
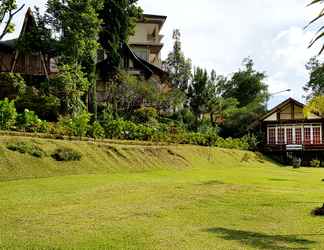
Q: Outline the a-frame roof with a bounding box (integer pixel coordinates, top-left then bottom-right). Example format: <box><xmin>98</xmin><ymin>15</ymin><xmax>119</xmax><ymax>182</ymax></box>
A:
<box><xmin>260</xmin><ymin>98</ymin><xmax>306</xmax><ymax>121</ymax></box>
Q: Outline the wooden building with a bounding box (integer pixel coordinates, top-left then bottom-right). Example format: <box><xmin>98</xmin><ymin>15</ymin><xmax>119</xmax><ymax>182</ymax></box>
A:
<box><xmin>0</xmin><ymin>8</ymin><xmax>57</xmax><ymax>79</ymax></box>
<box><xmin>260</xmin><ymin>98</ymin><xmax>324</xmax><ymax>165</ymax></box>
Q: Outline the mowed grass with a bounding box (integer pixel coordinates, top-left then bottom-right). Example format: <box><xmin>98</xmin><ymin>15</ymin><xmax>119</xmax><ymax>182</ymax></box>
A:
<box><xmin>1</xmin><ymin>136</ymin><xmax>324</xmax><ymax>249</ymax></box>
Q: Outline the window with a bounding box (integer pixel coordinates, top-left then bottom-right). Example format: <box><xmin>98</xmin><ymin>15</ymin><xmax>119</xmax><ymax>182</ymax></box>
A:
<box><xmin>133</xmin><ymin>47</ymin><xmax>149</xmax><ymax>61</ymax></box>
<box><xmin>295</xmin><ymin>128</ymin><xmax>302</xmax><ymax>144</ymax></box>
<box><xmin>313</xmin><ymin>127</ymin><xmax>321</xmax><ymax>144</ymax></box>
<box><xmin>268</xmin><ymin>128</ymin><xmax>276</xmax><ymax>144</ymax></box>
<box><xmin>304</xmin><ymin>127</ymin><xmax>311</xmax><ymax>144</ymax></box>
<box><xmin>286</xmin><ymin>128</ymin><xmax>293</xmax><ymax>144</ymax></box>
<box><xmin>278</xmin><ymin>128</ymin><xmax>285</xmax><ymax>144</ymax></box>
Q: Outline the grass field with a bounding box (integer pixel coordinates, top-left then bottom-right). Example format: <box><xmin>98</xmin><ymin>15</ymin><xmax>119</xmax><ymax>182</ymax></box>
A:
<box><xmin>1</xmin><ymin>136</ymin><xmax>324</xmax><ymax>249</ymax></box>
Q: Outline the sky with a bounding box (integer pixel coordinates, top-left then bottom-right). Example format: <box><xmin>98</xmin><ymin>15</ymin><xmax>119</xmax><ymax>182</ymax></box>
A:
<box><xmin>2</xmin><ymin>0</ymin><xmax>324</xmax><ymax>108</ymax></box>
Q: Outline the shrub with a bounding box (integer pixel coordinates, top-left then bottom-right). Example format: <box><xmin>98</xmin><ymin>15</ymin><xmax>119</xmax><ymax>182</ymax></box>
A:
<box><xmin>70</xmin><ymin>111</ymin><xmax>91</xmax><ymax>138</ymax></box>
<box><xmin>241</xmin><ymin>133</ymin><xmax>259</xmax><ymax>151</ymax></box>
<box><xmin>310</xmin><ymin>159</ymin><xmax>321</xmax><ymax>168</ymax></box>
<box><xmin>57</xmin><ymin>116</ymin><xmax>74</xmax><ymax>136</ymax></box>
<box><xmin>312</xmin><ymin>204</ymin><xmax>324</xmax><ymax>216</ymax></box>
<box><xmin>16</xmin><ymin>109</ymin><xmax>47</xmax><ymax>133</ymax></box>
<box><xmin>0</xmin><ymin>98</ymin><xmax>17</xmax><ymax>130</ymax></box>
<box><xmin>6</xmin><ymin>141</ymin><xmax>46</xmax><ymax>158</ymax></box>
<box><xmin>133</xmin><ymin>107</ymin><xmax>158</xmax><ymax>123</ymax></box>
<box><xmin>216</xmin><ymin>137</ymin><xmax>249</xmax><ymax>150</ymax></box>
<box><xmin>0</xmin><ymin>72</ymin><xmax>26</xmax><ymax>99</ymax></box>
<box><xmin>51</xmin><ymin>147</ymin><xmax>82</xmax><ymax>161</ymax></box>
<box><xmin>90</xmin><ymin>121</ymin><xmax>105</xmax><ymax>139</ymax></box>
<box><xmin>15</xmin><ymin>88</ymin><xmax>60</xmax><ymax>121</ymax></box>
<box><xmin>57</xmin><ymin>111</ymin><xmax>91</xmax><ymax>137</ymax></box>
<box><xmin>292</xmin><ymin>157</ymin><xmax>302</xmax><ymax>168</ymax></box>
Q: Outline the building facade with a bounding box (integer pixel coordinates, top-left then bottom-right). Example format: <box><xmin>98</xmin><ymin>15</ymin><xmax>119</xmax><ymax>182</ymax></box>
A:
<box><xmin>261</xmin><ymin>98</ymin><xmax>324</xmax><ymax>165</ymax></box>
<box><xmin>128</xmin><ymin>14</ymin><xmax>166</xmax><ymax>67</ymax></box>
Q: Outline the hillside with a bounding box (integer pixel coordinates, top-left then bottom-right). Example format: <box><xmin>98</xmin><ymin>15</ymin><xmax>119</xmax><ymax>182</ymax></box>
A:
<box><xmin>2</xmin><ymin>136</ymin><xmax>324</xmax><ymax>249</ymax></box>
<box><xmin>0</xmin><ymin>135</ymin><xmax>268</xmax><ymax>181</ymax></box>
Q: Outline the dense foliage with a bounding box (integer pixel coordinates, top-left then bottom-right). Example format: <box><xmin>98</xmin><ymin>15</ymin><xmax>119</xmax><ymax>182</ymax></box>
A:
<box><xmin>0</xmin><ymin>1</ymin><xmax>272</xmax><ymax>152</ymax></box>
<box><xmin>304</xmin><ymin>57</ymin><xmax>324</xmax><ymax>100</ymax></box>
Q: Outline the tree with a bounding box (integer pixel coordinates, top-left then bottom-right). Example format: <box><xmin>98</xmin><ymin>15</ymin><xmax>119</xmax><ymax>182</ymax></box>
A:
<box><xmin>163</xmin><ymin>29</ymin><xmax>192</xmax><ymax>92</ymax></box>
<box><xmin>304</xmin><ymin>57</ymin><xmax>324</xmax><ymax>100</ymax></box>
<box><xmin>99</xmin><ymin>0</ymin><xmax>142</xmax><ymax>75</ymax></box>
<box><xmin>188</xmin><ymin>67</ymin><xmax>209</xmax><ymax>120</ymax></box>
<box><xmin>0</xmin><ymin>0</ymin><xmax>25</xmax><ymax>40</ymax></box>
<box><xmin>45</xmin><ymin>0</ymin><xmax>103</xmax><ymax>118</ymax></box>
<box><xmin>217</xmin><ymin>59</ymin><xmax>269</xmax><ymax>138</ymax></box>
<box><xmin>207</xmin><ymin>97</ymin><xmax>238</xmax><ymax>126</ymax></box>
<box><xmin>49</xmin><ymin>64</ymin><xmax>90</xmax><ymax>115</ymax></box>
<box><xmin>306</xmin><ymin>0</ymin><xmax>324</xmax><ymax>54</ymax></box>
<box><xmin>304</xmin><ymin>95</ymin><xmax>324</xmax><ymax>116</ymax></box>
<box><xmin>220</xmin><ymin>58</ymin><xmax>268</xmax><ymax>108</ymax></box>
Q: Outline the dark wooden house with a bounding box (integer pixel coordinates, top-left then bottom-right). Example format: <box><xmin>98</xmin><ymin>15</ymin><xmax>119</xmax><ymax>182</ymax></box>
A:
<box><xmin>0</xmin><ymin>8</ymin><xmax>57</xmax><ymax>78</ymax></box>
<box><xmin>261</xmin><ymin>98</ymin><xmax>324</xmax><ymax>165</ymax></box>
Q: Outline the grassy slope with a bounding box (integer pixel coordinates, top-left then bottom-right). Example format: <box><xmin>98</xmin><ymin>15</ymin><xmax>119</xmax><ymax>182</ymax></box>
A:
<box><xmin>1</xmin><ymin>136</ymin><xmax>324</xmax><ymax>249</ymax></box>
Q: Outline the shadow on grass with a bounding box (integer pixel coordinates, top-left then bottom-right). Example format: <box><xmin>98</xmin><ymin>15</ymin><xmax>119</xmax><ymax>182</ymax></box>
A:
<box><xmin>198</xmin><ymin>180</ymin><xmax>225</xmax><ymax>186</ymax></box>
<box><xmin>204</xmin><ymin>227</ymin><xmax>317</xmax><ymax>249</ymax></box>
<box><xmin>268</xmin><ymin>178</ymin><xmax>291</xmax><ymax>182</ymax></box>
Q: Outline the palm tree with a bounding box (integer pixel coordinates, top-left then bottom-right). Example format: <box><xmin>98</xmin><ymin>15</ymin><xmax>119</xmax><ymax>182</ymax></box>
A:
<box><xmin>306</xmin><ymin>0</ymin><xmax>324</xmax><ymax>54</ymax></box>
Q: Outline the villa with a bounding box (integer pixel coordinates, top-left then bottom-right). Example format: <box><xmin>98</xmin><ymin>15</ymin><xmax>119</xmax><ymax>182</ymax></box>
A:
<box><xmin>261</xmin><ymin>98</ymin><xmax>324</xmax><ymax>165</ymax></box>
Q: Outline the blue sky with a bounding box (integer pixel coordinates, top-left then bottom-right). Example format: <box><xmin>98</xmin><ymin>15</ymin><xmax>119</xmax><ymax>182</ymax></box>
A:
<box><xmin>2</xmin><ymin>0</ymin><xmax>324</xmax><ymax>108</ymax></box>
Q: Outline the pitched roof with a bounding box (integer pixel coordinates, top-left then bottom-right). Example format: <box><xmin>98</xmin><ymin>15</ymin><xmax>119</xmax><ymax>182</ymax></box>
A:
<box><xmin>0</xmin><ymin>7</ymin><xmax>34</xmax><ymax>50</ymax></box>
<box><xmin>260</xmin><ymin>98</ymin><xmax>305</xmax><ymax>121</ymax></box>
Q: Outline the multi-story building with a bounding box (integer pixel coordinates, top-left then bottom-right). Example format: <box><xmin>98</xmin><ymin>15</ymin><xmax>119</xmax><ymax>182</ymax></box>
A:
<box><xmin>128</xmin><ymin>14</ymin><xmax>166</xmax><ymax>67</ymax></box>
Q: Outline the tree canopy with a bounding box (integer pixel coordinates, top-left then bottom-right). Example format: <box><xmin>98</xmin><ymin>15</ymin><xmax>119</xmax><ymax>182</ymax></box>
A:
<box><xmin>163</xmin><ymin>29</ymin><xmax>192</xmax><ymax>92</ymax></box>
<box><xmin>0</xmin><ymin>0</ymin><xmax>25</xmax><ymax>40</ymax></box>
<box><xmin>99</xmin><ymin>0</ymin><xmax>142</xmax><ymax>75</ymax></box>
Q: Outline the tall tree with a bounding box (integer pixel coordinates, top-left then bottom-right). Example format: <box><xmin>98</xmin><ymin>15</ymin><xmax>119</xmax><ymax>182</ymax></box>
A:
<box><xmin>46</xmin><ymin>0</ymin><xmax>102</xmax><ymax>117</ymax></box>
<box><xmin>306</xmin><ymin>0</ymin><xmax>324</xmax><ymax>54</ymax></box>
<box><xmin>0</xmin><ymin>0</ymin><xmax>25</xmax><ymax>40</ymax></box>
<box><xmin>218</xmin><ymin>59</ymin><xmax>269</xmax><ymax>138</ymax></box>
<box><xmin>163</xmin><ymin>29</ymin><xmax>192</xmax><ymax>92</ymax></box>
<box><xmin>304</xmin><ymin>57</ymin><xmax>324</xmax><ymax>100</ymax></box>
<box><xmin>188</xmin><ymin>67</ymin><xmax>209</xmax><ymax>120</ymax></box>
<box><xmin>99</xmin><ymin>0</ymin><xmax>142</xmax><ymax>75</ymax></box>
<box><xmin>220</xmin><ymin>58</ymin><xmax>268</xmax><ymax>108</ymax></box>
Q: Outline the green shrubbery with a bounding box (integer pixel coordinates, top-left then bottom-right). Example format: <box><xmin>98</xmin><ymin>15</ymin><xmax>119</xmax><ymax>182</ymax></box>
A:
<box><xmin>6</xmin><ymin>141</ymin><xmax>46</xmax><ymax>158</ymax></box>
<box><xmin>17</xmin><ymin>109</ymin><xmax>48</xmax><ymax>133</ymax></box>
<box><xmin>310</xmin><ymin>159</ymin><xmax>321</xmax><ymax>168</ymax></box>
<box><xmin>51</xmin><ymin>147</ymin><xmax>82</xmax><ymax>161</ymax></box>
<box><xmin>0</xmin><ymin>99</ymin><xmax>258</xmax><ymax>151</ymax></box>
<box><xmin>90</xmin><ymin>121</ymin><xmax>105</xmax><ymax>140</ymax></box>
<box><xmin>0</xmin><ymin>98</ymin><xmax>17</xmax><ymax>130</ymax></box>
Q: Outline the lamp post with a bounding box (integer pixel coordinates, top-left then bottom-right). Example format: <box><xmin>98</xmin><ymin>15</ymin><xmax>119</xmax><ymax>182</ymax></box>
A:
<box><xmin>270</xmin><ymin>89</ymin><xmax>292</xmax><ymax>96</ymax></box>
<box><xmin>267</xmin><ymin>89</ymin><xmax>292</xmax><ymax>110</ymax></box>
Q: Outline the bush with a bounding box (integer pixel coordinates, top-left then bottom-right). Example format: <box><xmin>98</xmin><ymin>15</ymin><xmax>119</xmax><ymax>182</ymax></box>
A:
<box><xmin>0</xmin><ymin>98</ymin><xmax>17</xmax><ymax>130</ymax></box>
<box><xmin>6</xmin><ymin>141</ymin><xmax>46</xmax><ymax>158</ymax></box>
<box><xmin>57</xmin><ymin>111</ymin><xmax>91</xmax><ymax>137</ymax></box>
<box><xmin>312</xmin><ymin>204</ymin><xmax>324</xmax><ymax>216</ymax></box>
<box><xmin>310</xmin><ymin>159</ymin><xmax>321</xmax><ymax>168</ymax></box>
<box><xmin>70</xmin><ymin>111</ymin><xmax>91</xmax><ymax>138</ymax></box>
<box><xmin>0</xmin><ymin>72</ymin><xmax>25</xmax><ymax>99</ymax></box>
<box><xmin>16</xmin><ymin>109</ymin><xmax>48</xmax><ymax>133</ymax></box>
<box><xmin>292</xmin><ymin>157</ymin><xmax>302</xmax><ymax>168</ymax></box>
<box><xmin>51</xmin><ymin>147</ymin><xmax>82</xmax><ymax>161</ymax></box>
<box><xmin>57</xmin><ymin>116</ymin><xmax>74</xmax><ymax>136</ymax></box>
<box><xmin>133</xmin><ymin>107</ymin><xmax>158</xmax><ymax>123</ymax></box>
<box><xmin>241</xmin><ymin>133</ymin><xmax>259</xmax><ymax>151</ymax></box>
<box><xmin>15</xmin><ymin>88</ymin><xmax>60</xmax><ymax>121</ymax></box>
<box><xmin>216</xmin><ymin>137</ymin><xmax>249</xmax><ymax>150</ymax></box>
<box><xmin>90</xmin><ymin>121</ymin><xmax>105</xmax><ymax>139</ymax></box>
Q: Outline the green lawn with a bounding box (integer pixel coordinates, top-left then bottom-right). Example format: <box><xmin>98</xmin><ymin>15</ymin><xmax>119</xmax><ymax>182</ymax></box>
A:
<box><xmin>1</xmin><ymin>137</ymin><xmax>324</xmax><ymax>249</ymax></box>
